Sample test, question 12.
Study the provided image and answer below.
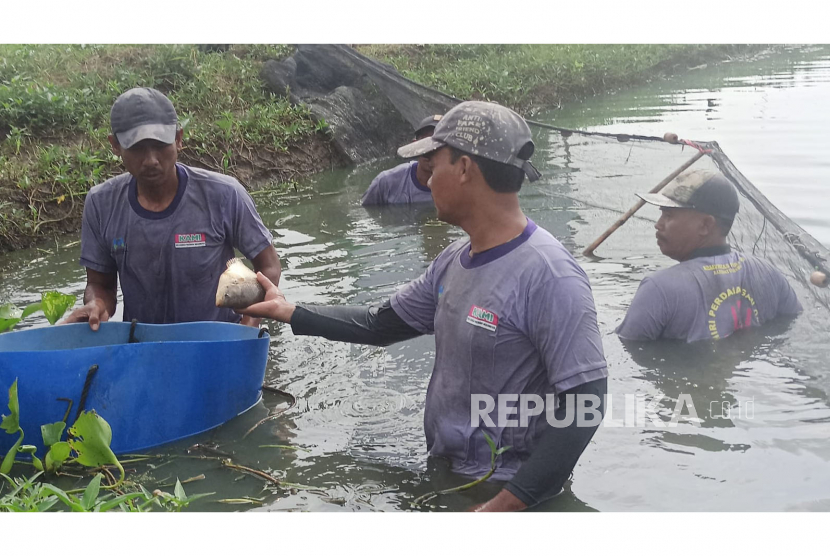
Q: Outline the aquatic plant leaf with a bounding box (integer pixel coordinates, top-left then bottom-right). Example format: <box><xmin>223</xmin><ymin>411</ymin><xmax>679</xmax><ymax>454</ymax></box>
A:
<box><xmin>97</xmin><ymin>491</ymin><xmax>151</xmax><ymax>512</ymax></box>
<box><xmin>0</xmin><ymin>304</ymin><xmax>23</xmax><ymax>333</ymax></box>
<box><xmin>41</xmin><ymin>421</ymin><xmax>66</xmax><ymax>447</ymax></box>
<box><xmin>21</xmin><ymin>302</ymin><xmax>42</xmax><ymax>319</ymax></box>
<box><xmin>1</xmin><ymin>379</ymin><xmax>20</xmax><ymax>434</ymax></box>
<box><xmin>174</xmin><ymin>478</ymin><xmax>186</xmax><ymax>501</ymax></box>
<box><xmin>39</xmin><ymin>484</ymin><xmax>84</xmax><ymax>512</ymax></box>
<box><xmin>18</xmin><ymin>445</ymin><xmax>43</xmax><ymax>471</ymax></box>
<box><xmin>68</xmin><ymin>411</ymin><xmax>118</xmax><ymax>468</ymax></box>
<box><xmin>82</xmin><ymin>473</ymin><xmax>103</xmax><ymax>511</ymax></box>
<box><xmin>45</xmin><ymin>441</ymin><xmax>71</xmax><ymax>473</ymax></box>
<box><xmin>1</xmin><ymin>436</ymin><xmax>23</xmax><ymax>474</ymax></box>
<box><xmin>41</xmin><ymin>291</ymin><xmax>76</xmax><ymax>325</ymax></box>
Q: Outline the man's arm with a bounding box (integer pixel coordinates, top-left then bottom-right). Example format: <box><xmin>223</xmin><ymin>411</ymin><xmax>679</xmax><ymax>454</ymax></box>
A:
<box><xmin>236</xmin><ymin>272</ymin><xmax>423</xmax><ymax>345</ymax></box>
<box><xmin>615</xmin><ymin>277</ymin><xmax>668</xmax><ymax>341</ymax></box>
<box><xmin>61</xmin><ymin>268</ymin><xmax>118</xmax><ymax>331</ymax></box>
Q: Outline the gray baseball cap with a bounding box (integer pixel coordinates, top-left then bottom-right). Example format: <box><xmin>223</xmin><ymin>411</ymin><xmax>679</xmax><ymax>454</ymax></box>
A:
<box><xmin>638</xmin><ymin>169</ymin><xmax>740</xmax><ymax>222</ymax></box>
<box><xmin>414</xmin><ymin>114</ymin><xmax>442</xmax><ymax>137</ymax></box>
<box><xmin>110</xmin><ymin>87</ymin><xmax>178</xmax><ymax>149</ymax></box>
<box><xmin>398</xmin><ymin>101</ymin><xmax>542</xmax><ymax>182</ymax></box>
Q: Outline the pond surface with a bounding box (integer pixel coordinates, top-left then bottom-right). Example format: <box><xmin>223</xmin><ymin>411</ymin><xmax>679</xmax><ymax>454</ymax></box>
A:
<box><xmin>2</xmin><ymin>45</ymin><xmax>830</xmax><ymax>512</ymax></box>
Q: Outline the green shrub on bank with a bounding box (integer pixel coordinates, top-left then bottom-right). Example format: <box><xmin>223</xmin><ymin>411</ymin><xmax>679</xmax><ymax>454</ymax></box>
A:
<box><xmin>358</xmin><ymin>44</ymin><xmax>759</xmax><ymax>112</ymax></box>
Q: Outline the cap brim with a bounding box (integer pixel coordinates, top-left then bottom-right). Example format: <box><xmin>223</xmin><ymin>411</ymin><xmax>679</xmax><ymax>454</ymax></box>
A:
<box><xmin>397</xmin><ymin>137</ymin><xmax>444</xmax><ymax>159</ymax></box>
<box><xmin>116</xmin><ymin>123</ymin><xmax>177</xmax><ymax>149</ymax></box>
<box><xmin>637</xmin><ymin>192</ymin><xmax>691</xmax><ymax>209</ymax></box>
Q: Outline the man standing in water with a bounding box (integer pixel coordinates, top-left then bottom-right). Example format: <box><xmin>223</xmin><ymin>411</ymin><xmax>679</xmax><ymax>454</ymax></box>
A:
<box><xmin>616</xmin><ymin>169</ymin><xmax>802</xmax><ymax>342</ymax></box>
<box><xmin>361</xmin><ymin>115</ymin><xmax>442</xmax><ymax>206</ymax></box>
<box><xmin>63</xmin><ymin>87</ymin><xmax>281</xmax><ymax>328</ymax></box>
<box><xmin>239</xmin><ymin>101</ymin><xmax>608</xmax><ymax>511</ymax></box>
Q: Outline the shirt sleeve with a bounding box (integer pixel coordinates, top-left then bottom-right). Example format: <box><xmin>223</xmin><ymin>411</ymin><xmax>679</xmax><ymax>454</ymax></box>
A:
<box><xmin>228</xmin><ymin>182</ymin><xmax>274</xmax><ymax>260</ymax></box>
<box><xmin>528</xmin><ymin>274</ymin><xmax>608</xmax><ymax>392</ymax></box>
<box><xmin>389</xmin><ymin>259</ymin><xmax>440</xmax><ymax>335</ymax></box>
<box><xmin>776</xmin><ymin>271</ymin><xmax>803</xmax><ymax>315</ymax></box>
<box><xmin>361</xmin><ymin>174</ymin><xmax>386</xmax><ymax>206</ymax></box>
<box><xmin>78</xmin><ymin>192</ymin><xmax>117</xmax><ymax>274</ymax></box>
<box><xmin>615</xmin><ymin>277</ymin><xmax>669</xmax><ymax>341</ymax></box>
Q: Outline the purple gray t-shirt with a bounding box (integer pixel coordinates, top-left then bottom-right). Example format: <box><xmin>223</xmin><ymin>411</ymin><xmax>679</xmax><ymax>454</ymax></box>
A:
<box><xmin>361</xmin><ymin>161</ymin><xmax>433</xmax><ymax>206</ymax></box>
<box><xmin>80</xmin><ymin>163</ymin><xmax>273</xmax><ymax>324</ymax></box>
<box><xmin>390</xmin><ymin>219</ymin><xmax>608</xmax><ymax>479</ymax></box>
<box><xmin>616</xmin><ymin>248</ymin><xmax>802</xmax><ymax>342</ymax></box>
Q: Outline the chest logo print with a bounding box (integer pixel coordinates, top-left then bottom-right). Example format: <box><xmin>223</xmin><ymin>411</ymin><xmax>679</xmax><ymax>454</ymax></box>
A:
<box><xmin>174</xmin><ymin>233</ymin><xmax>206</xmax><ymax>248</ymax></box>
<box><xmin>466</xmin><ymin>305</ymin><xmax>498</xmax><ymax>332</ymax></box>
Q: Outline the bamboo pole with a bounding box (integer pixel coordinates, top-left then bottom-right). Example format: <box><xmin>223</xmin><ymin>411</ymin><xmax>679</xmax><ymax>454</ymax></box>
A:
<box><xmin>582</xmin><ymin>150</ymin><xmax>706</xmax><ymax>257</ymax></box>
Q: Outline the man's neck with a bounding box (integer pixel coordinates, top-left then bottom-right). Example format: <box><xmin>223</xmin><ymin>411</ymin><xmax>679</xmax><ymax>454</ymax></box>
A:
<box><xmin>678</xmin><ymin>236</ymin><xmax>729</xmax><ymax>262</ymax></box>
<box><xmin>462</xmin><ymin>203</ymin><xmax>528</xmax><ymax>255</ymax></box>
<box><xmin>135</xmin><ymin>169</ymin><xmax>179</xmax><ymax>212</ymax></box>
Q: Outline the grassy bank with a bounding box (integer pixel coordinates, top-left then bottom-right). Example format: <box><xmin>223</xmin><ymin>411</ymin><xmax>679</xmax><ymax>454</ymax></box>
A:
<box><xmin>358</xmin><ymin>44</ymin><xmax>762</xmax><ymax>113</ymax></box>
<box><xmin>0</xmin><ymin>44</ymin><xmax>333</xmax><ymax>252</ymax></box>
<box><xmin>1</xmin><ymin>44</ymin><xmax>760</xmax><ymax>254</ymax></box>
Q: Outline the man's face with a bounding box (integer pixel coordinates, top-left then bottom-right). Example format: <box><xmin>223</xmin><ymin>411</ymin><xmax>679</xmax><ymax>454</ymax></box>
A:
<box><xmin>415</xmin><ymin>127</ymin><xmax>435</xmax><ymax>175</ymax></box>
<box><xmin>426</xmin><ymin>146</ymin><xmax>464</xmax><ymax>224</ymax></box>
<box><xmin>654</xmin><ymin>207</ymin><xmax>710</xmax><ymax>261</ymax></box>
<box><xmin>109</xmin><ymin>129</ymin><xmax>182</xmax><ymax>187</ymax></box>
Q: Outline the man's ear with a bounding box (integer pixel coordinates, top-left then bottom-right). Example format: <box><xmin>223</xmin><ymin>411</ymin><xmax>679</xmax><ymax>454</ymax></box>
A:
<box><xmin>700</xmin><ymin>214</ymin><xmax>718</xmax><ymax>236</ymax></box>
<box><xmin>457</xmin><ymin>154</ymin><xmax>476</xmax><ymax>185</ymax></box>
<box><xmin>175</xmin><ymin>128</ymin><xmax>184</xmax><ymax>151</ymax></box>
<box><xmin>108</xmin><ymin>134</ymin><xmax>122</xmax><ymax>156</ymax></box>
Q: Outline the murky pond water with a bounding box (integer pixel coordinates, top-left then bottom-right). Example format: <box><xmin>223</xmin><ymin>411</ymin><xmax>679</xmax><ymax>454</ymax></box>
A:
<box><xmin>2</xmin><ymin>46</ymin><xmax>830</xmax><ymax>512</ymax></box>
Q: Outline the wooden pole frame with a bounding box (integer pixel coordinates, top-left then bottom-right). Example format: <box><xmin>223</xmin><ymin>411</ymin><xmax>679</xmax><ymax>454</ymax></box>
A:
<box><xmin>582</xmin><ymin>150</ymin><xmax>706</xmax><ymax>257</ymax></box>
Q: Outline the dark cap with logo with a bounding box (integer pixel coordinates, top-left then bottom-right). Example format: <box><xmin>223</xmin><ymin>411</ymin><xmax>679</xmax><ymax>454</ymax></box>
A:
<box><xmin>110</xmin><ymin>87</ymin><xmax>178</xmax><ymax>149</ymax></box>
<box><xmin>397</xmin><ymin>101</ymin><xmax>541</xmax><ymax>182</ymax></box>
<box><xmin>638</xmin><ymin>169</ymin><xmax>740</xmax><ymax>222</ymax></box>
<box><xmin>415</xmin><ymin>114</ymin><xmax>442</xmax><ymax>137</ymax></box>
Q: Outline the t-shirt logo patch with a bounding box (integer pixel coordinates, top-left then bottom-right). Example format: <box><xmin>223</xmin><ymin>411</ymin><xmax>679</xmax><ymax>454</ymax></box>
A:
<box><xmin>466</xmin><ymin>305</ymin><xmax>498</xmax><ymax>332</ymax></box>
<box><xmin>174</xmin><ymin>233</ymin><xmax>206</xmax><ymax>248</ymax></box>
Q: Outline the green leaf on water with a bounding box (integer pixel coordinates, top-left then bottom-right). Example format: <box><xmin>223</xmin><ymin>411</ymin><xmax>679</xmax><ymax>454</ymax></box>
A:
<box><xmin>41</xmin><ymin>291</ymin><xmax>76</xmax><ymax>325</ymax></box>
<box><xmin>1</xmin><ymin>435</ymin><xmax>23</xmax><ymax>474</ymax></box>
<box><xmin>45</xmin><ymin>441</ymin><xmax>71</xmax><ymax>473</ymax></box>
<box><xmin>68</xmin><ymin>411</ymin><xmax>118</xmax><ymax>469</ymax></box>
<box><xmin>1</xmin><ymin>379</ymin><xmax>20</xmax><ymax>434</ymax></box>
<box><xmin>174</xmin><ymin>478</ymin><xmax>186</xmax><ymax>501</ymax></box>
<box><xmin>41</xmin><ymin>421</ymin><xmax>66</xmax><ymax>447</ymax></box>
<box><xmin>21</xmin><ymin>301</ymin><xmax>42</xmax><ymax>319</ymax></box>
<box><xmin>0</xmin><ymin>303</ymin><xmax>23</xmax><ymax>333</ymax></box>
<box><xmin>81</xmin><ymin>473</ymin><xmax>103</xmax><ymax>511</ymax></box>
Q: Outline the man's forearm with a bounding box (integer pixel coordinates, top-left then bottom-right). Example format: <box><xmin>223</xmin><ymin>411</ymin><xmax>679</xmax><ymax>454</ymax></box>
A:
<box><xmin>504</xmin><ymin>377</ymin><xmax>607</xmax><ymax>507</ymax></box>
<box><xmin>84</xmin><ymin>282</ymin><xmax>117</xmax><ymax>316</ymax></box>
<box><xmin>290</xmin><ymin>300</ymin><xmax>422</xmax><ymax>346</ymax></box>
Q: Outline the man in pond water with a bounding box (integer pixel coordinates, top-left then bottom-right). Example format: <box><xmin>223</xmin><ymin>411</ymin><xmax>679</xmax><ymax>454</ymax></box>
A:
<box><xmin>238</xmin><ymin>101</ymin><xmax>608</xmax><ymax>512</ymax></box>
<box><xmin>360</xmin><ymin>115</ymin><xmax>442</xmax><ymax>206</ymax></box>
<box><xmin>63</xmin><ymin>87</ymin><xmax>281</xmax><ymax>329</ymax></box>
<box><xmin>616</xmin><ymin>169</ymin><xmax>802</xmax><ymax>342</ymax></box>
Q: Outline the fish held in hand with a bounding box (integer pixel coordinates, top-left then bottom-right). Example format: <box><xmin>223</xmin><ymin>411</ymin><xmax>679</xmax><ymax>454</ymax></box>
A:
<box><xmin>215</xmin><ymin>258</ymin><xmax>266</xmax><ymax>309</ymax></box>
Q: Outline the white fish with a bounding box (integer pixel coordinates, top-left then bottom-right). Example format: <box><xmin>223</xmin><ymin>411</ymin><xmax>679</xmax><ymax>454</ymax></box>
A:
<box><xmin>215</xmin><ymin>258</ymin><xmax>265</xmax><ymax>309</ymax></box>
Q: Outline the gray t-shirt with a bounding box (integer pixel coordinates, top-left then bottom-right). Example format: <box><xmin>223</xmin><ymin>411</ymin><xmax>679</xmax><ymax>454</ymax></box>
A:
<box><xmin>616</xmin><ymin>248</ymin><xmax>802</xmax><ymax>342</ymax></box>
<box><xmin>80</xmin><ymin>163</ymin><xmax>273</xmax><ymax>324</ymax></box>
<box><xmin>390</xmin><ymin>219</ymin><xmax>608</xmax><ymax>479</ymax></box>
<box><xmin>360</xmin><ymin>161</ymin><xmax>433</xmax><ymax>206</ymax></box>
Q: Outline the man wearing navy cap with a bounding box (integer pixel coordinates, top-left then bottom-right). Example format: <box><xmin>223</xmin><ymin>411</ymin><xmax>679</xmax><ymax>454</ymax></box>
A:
<box><xmin>239</xmin><ymin>101</ymin><xmax>608</xmax><ymax>512</ymax></box>
<box><xmin>616</xmin><ymin>169</ymin><xmax>802</xmax><ymax>342</ymax></box>
<box><xmin>63</xmin><ymin>87</ymin><xmax>281</xmax><ymax>329</ymax></box>
<box><xmin>361</xmin><ymin>115</ymin><xmax>442</xmax><ymax>206</ymax></box>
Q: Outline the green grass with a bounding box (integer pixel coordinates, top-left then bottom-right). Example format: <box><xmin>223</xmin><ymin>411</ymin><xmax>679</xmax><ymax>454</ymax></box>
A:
<box><xmin>357</xmin><ymin>44</ymin><xmax>761</xmax><ymax>112</ymax></box>
<box><xmin>0</xmin><ymin>44</ymin><xmax>323</xmax><ymax>251</ymax></box>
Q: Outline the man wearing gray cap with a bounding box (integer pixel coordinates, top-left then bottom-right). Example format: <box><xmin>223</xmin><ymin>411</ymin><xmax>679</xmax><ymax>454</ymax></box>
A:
<box><xmin>63</xmin><ymin>87</ymin><xmax>281</xmax><ymax>328</ymax></box>
<box><xmin>360</xmin><ymin>115</ymin><xmax>441</xmax><ymax>206</ymax></box>
<box><xmin>237</xmin><ymin>101</ymin><xmax>608</xmax><ymax>512</ymax></box>
<box><xmin>616</xmin><ymin>169</ymin><xmax>802</xmax><ymax>342</ymax></box>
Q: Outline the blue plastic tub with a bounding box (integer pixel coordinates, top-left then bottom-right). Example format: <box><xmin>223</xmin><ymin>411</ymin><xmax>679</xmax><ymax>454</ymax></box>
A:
<box><xmin>0</xmin><ymin>322</ymin><xmax>268</xmax><ymax>456</ymax></box>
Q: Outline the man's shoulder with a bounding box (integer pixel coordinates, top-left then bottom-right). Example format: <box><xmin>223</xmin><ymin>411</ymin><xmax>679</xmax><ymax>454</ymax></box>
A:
<box><xmin>182</xmin><ymin>164</ymin><xmax>246</xmax><ymax>192</ymax></box>
<box><xmin>521</xmin><ymin>226</ymin><xmax>587</xmax><ymax>280</ymax></box>
<box><xmin>87</xmin><ymin>172</ymin><xmax>132</xmax><ymax>198</ymax></box>
<box><xmin>374</xmin><ymin>161</ymin><xmax>413</xmax><ymax>183</ymax></box>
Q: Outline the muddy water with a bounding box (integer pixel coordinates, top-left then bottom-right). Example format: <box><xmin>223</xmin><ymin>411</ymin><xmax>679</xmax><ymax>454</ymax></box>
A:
<box><xmin>2</xmin><ymin>46</ymin><xmax>830</xmax><ymax>512</ymax></box>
